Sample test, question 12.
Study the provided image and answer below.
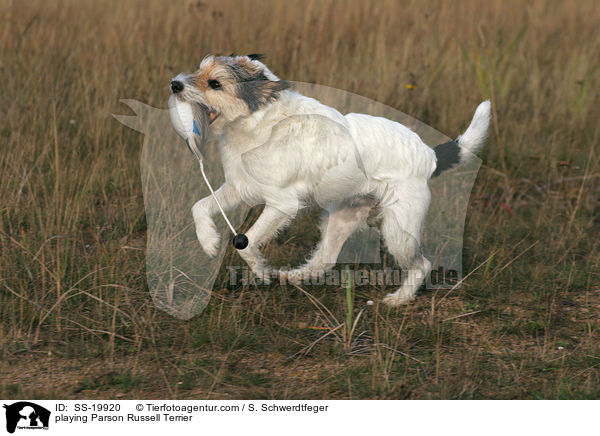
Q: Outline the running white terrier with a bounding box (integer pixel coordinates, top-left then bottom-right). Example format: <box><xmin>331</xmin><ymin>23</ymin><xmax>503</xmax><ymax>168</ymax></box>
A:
<box><xmin>170</xmin><ymin>54</ymin><xmax>490</xmax><ymax>306</ymax></box>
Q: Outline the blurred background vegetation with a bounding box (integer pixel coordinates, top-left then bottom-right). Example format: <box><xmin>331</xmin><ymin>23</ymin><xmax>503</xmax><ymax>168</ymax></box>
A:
<box><xmin>0</xmin><ymin>0</ymin><xmax>598</xmax><ymax>399</ymax></box>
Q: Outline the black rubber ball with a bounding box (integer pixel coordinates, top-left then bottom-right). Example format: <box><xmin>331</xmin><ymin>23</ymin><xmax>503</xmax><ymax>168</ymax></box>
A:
<box><xmin>232</xmin><ymin>234</ymin><xmax>249</xmax><ymax>250</ymax></box>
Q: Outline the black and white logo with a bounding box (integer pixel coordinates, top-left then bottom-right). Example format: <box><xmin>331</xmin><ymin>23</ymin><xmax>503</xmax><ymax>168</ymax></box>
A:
<box><xmin>3</xmin><ymin>402</ymin><xmax>50</xmax><ymax>434</ymax></box>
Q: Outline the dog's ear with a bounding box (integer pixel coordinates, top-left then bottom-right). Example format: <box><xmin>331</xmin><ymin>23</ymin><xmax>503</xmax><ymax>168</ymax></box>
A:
<box><xmin>247</xmin><ymin>53</ymin><xmax>263</xmax><ymax>61</ymax></box>
<box><xmin>227</xmin><ymin>57</ymin><xmax>290</xmax><ymax>112</ymax></box>
<box><xmin>238</xmin><ymin>77</ymin><xmax>290</xmax><ymax>112</ymax></box>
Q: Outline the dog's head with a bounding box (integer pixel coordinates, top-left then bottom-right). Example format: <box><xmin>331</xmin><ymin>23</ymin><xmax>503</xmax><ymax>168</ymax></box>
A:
<box><xmin>170</xmin><ymin>54</ymin><xmax>290</xmax><ymax>130</ymax></box>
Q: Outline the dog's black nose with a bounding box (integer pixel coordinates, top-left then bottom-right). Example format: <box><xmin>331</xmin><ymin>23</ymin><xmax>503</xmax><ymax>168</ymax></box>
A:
<box><xmin>171</xmin><ymin>80</ymin><xmax>184</xmax><ymax>93</ymax></box>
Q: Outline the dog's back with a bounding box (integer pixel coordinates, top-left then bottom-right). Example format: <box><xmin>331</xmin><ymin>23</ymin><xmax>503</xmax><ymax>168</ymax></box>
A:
<box><xmin>345</xmin><ymin>112</ymin><xmax>437</xmax><ymax>181</ymax></box>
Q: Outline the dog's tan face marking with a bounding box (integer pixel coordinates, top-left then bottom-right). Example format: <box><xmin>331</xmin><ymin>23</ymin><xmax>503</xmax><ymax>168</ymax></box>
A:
<box><xmin>175</xmin><ymin>55</ymin><xmax>290</xmax><ymax>123</ymax></box>
<box><xmin>191</xmin><ymin>56</ymin><xmax>246</xmax><ymax>122</ymax></box>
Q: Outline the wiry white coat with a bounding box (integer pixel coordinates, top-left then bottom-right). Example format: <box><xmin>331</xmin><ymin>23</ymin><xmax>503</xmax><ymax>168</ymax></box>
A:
<box><xmin>219</xmin><ymin>90</ymin><xmax>436</xmax><ymax>208</ymax></box>
<box><xmin>193</xmin><ymin>88</ymin><xmax>490</xmax><ymax>305</ymax></box>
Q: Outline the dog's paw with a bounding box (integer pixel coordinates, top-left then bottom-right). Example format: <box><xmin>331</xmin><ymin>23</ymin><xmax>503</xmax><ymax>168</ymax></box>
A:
<box><xmin>282</xmin><ymin>269</ymin><xmax>304</xmax><ymax>285</ymax></box>
<box><xmin>250</xmin><ymin>263</ymin><xmax>272</xmax><ymax>284</ymax></box>
<box><xmin>199</xmin><ymin>231</ymin><xmax>220</xmax><ymax>258</ymax></box>
<box><xmin>382</xmin><ymin>292</ymin><xmax>414</xmax><ymax>307</ymax></box>
<box><xmin>193</xmin><ymin>221</ymin><xmax>220</xmax><ymax>258</ymax></box>
<box><xmin>258</xmin><ymin>270</ymin><xmax>272</xmax><ymax>285</ymax></box>
<box><xmin>281</xmin><ymin>267</ymin><xmax>327</xmax><ymax>286</ymax></box>
<box><xmin>237</xmin><ymin>247</ymin><xmax>273</xmax><ymax>284</ymax></box>
<box><xmin>192</xmin><ymin>204</ymin><xmax>222</xmax><ymax>257</ymax></box>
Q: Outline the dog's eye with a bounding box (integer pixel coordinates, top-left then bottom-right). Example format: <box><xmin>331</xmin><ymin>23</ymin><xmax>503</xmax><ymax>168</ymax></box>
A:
<box><xmin>208</xmin><ymin>79</ymin><xmax>222</xmax><ymax>90</ymax></box>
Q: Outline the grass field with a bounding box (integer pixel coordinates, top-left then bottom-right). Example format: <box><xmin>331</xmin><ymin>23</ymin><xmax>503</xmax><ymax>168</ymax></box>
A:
<box><xmin>1</xmin><ymin>0</ymin><xmax>598</xmax><ymax>399</ymax></box>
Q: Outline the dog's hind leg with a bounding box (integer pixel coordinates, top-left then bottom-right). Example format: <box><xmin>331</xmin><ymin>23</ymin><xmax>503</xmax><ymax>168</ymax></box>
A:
<box><xmin>284</xmin><ymin>202</ymin><xmax>372</xmax><ymax>284</ymax></box>
<box><xmin>379</xmin><ymin>181</ymin><xmax>432</xmax><ymax>306</ymax></box>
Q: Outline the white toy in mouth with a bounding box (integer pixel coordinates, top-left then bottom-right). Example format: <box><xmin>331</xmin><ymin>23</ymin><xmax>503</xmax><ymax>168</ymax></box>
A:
<box><xmin>168</xmin><ymin>94</ymin><xmax>249</xmax><ymax>250</ymax></box>
<box><xmin>168</xmin><ymin>94</ymin><xmax>205</xmax><ymax>161</ymax></box>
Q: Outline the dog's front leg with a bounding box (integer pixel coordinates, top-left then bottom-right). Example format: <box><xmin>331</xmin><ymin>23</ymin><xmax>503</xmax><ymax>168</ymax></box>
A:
<box><xmin>237</xmin><ymin>204</ymin><xmax>293</xmax><ymax>283</ymax></box>
<box><xmin>191</xmin><ymin>183</ymin><xmax>240</xmax><ymax>257</ymax></box>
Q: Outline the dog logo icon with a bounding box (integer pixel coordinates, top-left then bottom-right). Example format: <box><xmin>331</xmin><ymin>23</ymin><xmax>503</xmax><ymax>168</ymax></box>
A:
<box><xmin>3</xmin><ymin>402</ymin><xmax>50</xmax><ymax>434</ymax></box>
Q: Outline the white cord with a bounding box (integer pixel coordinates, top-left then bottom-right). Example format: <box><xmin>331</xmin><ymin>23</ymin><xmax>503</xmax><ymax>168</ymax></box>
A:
<box><xmin>197</xmin><ymin>159</ymin><xmax>238</xmax><ymax>236</ymax></box>
<box><xmin>184</xmin><ymin>136</ymin><xmax>237</xmax><ymax>236</ymax></box>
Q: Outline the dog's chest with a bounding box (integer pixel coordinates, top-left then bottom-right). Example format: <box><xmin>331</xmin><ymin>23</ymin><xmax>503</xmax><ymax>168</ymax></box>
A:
<box><xmin>219</xmin><ymin>141</ymin><xmax>264</xmax><ymax>203</ymax></box>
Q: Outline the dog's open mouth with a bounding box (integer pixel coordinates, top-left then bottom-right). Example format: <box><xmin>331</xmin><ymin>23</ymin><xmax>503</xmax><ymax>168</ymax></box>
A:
<box><xmin>196</xmin><ymin>103</ymin><xmax>219</xmax><ymax>125</ymax></box>
<box><xmin>193</xmin><ymin>102</ymin><xmax>220</xmax><ymax>127</ymax></box>
<box><xmin>208</xmin><ymin>109</ymin><xmax>220</xmax><ymax>124</ymax></box>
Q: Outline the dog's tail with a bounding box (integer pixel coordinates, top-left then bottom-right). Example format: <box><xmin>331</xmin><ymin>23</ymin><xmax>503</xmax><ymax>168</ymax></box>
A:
<box><xmin>431</xmin><ymin>100</ymin><xmax>491</xmax><ymax>178</ymax></box>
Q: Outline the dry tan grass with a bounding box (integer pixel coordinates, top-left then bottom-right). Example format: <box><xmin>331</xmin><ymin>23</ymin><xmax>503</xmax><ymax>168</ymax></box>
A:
<box><xmin>0</xmin><ymin>0</ymin><xmax>598</xmax><ymax>399</ymax></box>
